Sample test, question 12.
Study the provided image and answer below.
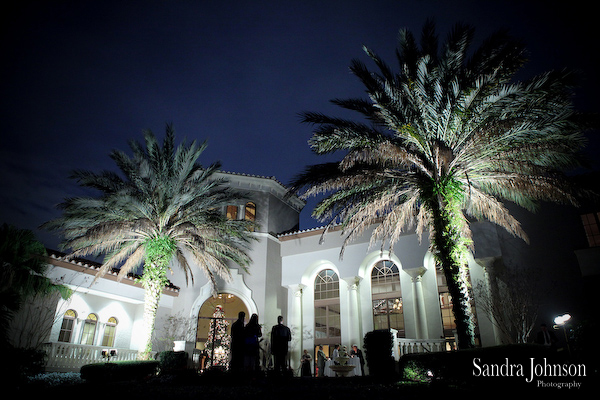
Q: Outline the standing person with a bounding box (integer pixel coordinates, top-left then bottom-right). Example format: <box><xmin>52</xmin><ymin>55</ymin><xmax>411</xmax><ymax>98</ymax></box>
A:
<box><xmin>535</xmin><ymin>323</ymin><xmax>557</xmax><ymax>348</ymax></box>
<box><xmin>332</xmin><ymin>344</ymin><xmax>340</xmax><ymax>365</ymax></box>
<box><xmin>316</xmin><ymin>345</ymin><xmax>327</xmax><ymax>377</ymax></box>
<box><xmin>230</xmin><ymin>311</ymin><xmax>245</xmax><ymax>373</ymax></box>
<box><xmin>270</xmin><ymin>315</ymin><xmax>292</xmax><ymax>376</ymax></box>
<box><xmin>351</xmin><ymin>344</ymin><xmax>365</xmax><ymax>376</ymax></box>
<box><xmin>244</xmin><ymin>313</ymin><xmax>262</xmax><ymax>372</ymax></box>
<box><xmin>301</xmin><ymin>349</ymin><xmax>313</xmax><ymax>377</ymax></box>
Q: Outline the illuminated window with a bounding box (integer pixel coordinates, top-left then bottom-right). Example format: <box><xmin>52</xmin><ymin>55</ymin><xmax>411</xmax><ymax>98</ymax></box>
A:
<box><xmin>581</xmin><ymin>212</ymin><xmax>600</xmax><ymax>247</ymax></box>
<box><xmin>314</xmin><ymin>269</ymin><xmax>341</xmax><ymax>344</ymax></box>
<box><xmin>436</xmin><ymin>266</ymin><xmax>480</xmax><ymax>347</ymax></box>
<box><xmin>244</xmin><ymin>202</ymin><xmax>256</xmax><ymax>231</ymax></box>
<box><xmin>81</xmin><ymin>313</ymin><xmax>98</xmax><ymax>345</ymax></box>
<box><xmin>58</xmin><ymin>309</ymin><xmax>77</xmax><ymax>343</ymax></box>
<box><xmin>371</xmin><ymin>260</ymin><xmax>404</xmax><ymax>337</ymax></box>
<box><xmin>244</xmin><ymin>202</ymin><xmax>256</xmax><ymax>222</ymax></box>
<box><xmin>226</xmin><ymin>205</ymin><xmax>239</xmax><ymax>220</ymax></box>
<box><xmin>101</xmin><ymin>317</ymin><xmax>118</xmax><ymax>347</ymax></box>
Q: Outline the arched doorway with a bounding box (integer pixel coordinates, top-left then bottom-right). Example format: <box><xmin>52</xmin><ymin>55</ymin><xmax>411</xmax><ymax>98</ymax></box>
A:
<box><xmin>196</xmin><ymin>293</ymin><xmax>249</xmax><ymax>350</ymax></box>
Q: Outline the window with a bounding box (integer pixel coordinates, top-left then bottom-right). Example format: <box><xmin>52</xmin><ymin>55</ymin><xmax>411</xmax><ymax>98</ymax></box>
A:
<box><xmin>436</xmin><ymin>266</ymin><xmax>480</xmax><ymax>347</ymax></box>
<box><xmin>314</xmin><ymin>269</ymin><xmax>341</xmax><ymax>344</ymax></box>
<box><xmin>244</xmin><ymin>202</ymin><xmax>256</xmax><ymax>222</ymax></box>
<box><xmin>58</xmin><ymin>309</ymin><xmax>77</xmax><ymax>343</ymax></box>
<box><xmin>226</xmin><ymin>205</ymin><xmax>239</xmax><ymax>220</ymax></box>
<box><xmin>581</xmin><ymin>212</ymin><xmax>600</xmax><ymax>247</ymax></box>
<box><xmin>101</xmin><ymin>317</ymin><xmax>118</xmax><ymax>347</ymax></box>
<box><xmin>245</xmin><ymin>202</ymin><xmax>256</xmax><ymax>231</ymax></box>
<box><xmin>315</xmin><ymin>269</ymin><xmax>339</xmax><ymax>300</ymax></box>
<box><xmin>371</xmin><ymin>260</ymin><xmax>404</xmax><ymax>337</ymax></box>
<box><xmin>81</xmin><ymin>313</ymin><xmax>98</xmax><ymax>345</ymax></box>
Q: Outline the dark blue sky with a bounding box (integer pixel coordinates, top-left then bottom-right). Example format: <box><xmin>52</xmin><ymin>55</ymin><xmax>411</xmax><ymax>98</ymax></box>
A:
<box><xmin>1</xmin><ymin>0</ymin><xmax>597</xmax><ymax>250</ymax></box>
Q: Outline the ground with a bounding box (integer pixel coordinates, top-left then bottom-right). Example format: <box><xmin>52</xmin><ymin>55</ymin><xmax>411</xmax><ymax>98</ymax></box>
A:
<box><xmin>17</xmin><ymin>372</ymin><xmax>581</xmax><ymax>399</ymax></box>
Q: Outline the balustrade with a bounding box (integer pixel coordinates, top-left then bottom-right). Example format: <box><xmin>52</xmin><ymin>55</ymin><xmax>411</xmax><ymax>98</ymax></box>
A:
<box><xmin>42</xmin><ymin>342</ymin><xmax>140</xmax><ymax>372</ymax></box>
<box><xmin>397</xmin><ymin>338</ymin><xmax>454</xmax><ymax>356</ymax></box>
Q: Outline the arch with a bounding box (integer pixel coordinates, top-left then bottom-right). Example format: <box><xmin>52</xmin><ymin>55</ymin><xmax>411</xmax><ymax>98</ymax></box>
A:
<box><xmin>189</xmin><ymin>269</ymin><xmax>258</xmax><ymax>324</ymax></box>
<box><xmin>313</xmin><ymin>269</ymin><xmax>341</xmax><ymax>346</ymax></box>
<box><xmin>244</xmin><ymin>202</ymin><xmax>256</xmax><ymax>222</ymax></box>
<box><xmin>196</xmin><ymin>293</ymin><xmax>249</xmax><ymax>353</ymax></box>
<box><xmin>371</xmin><ymin>260</ymin><xmax>405</xmax><ymax>336</ymax></box>
<box><xmin>102</xmin><ymin>316</ymin><xmax>118</xmax><ymax>347</ymax></box>
<box><xmin>58</xmin><ymin>309</ymin><xmax>77</xmax><ymax>343</ymax></box>
<box><xmin>357</xmin><ymin>251</ymin><xmax>403</xmax><ymax>280</ymax></box>
<box><xmin>81</xmin><ymin>313</ymin><xmax>98</xmax><ymax>345</ymax></box>
<box><xmin>300</xmin><ymin>260</ymin><xmax>340</xmax><ymax>288</ymax></box>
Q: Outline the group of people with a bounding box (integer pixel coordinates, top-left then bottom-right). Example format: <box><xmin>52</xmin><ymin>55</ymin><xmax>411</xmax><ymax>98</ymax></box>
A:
<box><xmin>303</xmin><ymin>344</ymin><xmax>364</xmax><ymax>377</ymax></box>
<box><xmin>230</xmin><ymin>311</ymin><xmax>369</xmax><ymax>378</ymax></box>
<box><xmin>230</xmin><ymin>311</ymin><xmax>292</xmax><ymax>376</ymax></box>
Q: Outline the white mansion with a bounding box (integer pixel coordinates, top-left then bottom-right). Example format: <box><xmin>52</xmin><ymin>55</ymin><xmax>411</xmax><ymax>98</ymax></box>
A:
<box><xmin>31</xmin><ymin>171</ymin><xmax>597</xmax><ymax>373</ymax></box>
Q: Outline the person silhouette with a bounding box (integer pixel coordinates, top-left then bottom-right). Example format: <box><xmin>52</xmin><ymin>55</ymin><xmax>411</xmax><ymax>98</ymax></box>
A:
<box><xmin>244</xmin><ymin>313</ymin><xmax>262</xmax><ymax>372</ymax></box>
<box><xmin>301</xmin><ymin>349</ymin><xmax>313</xmax><ymax>377</ymax></box>
<box><xmin>270</xmin><ymin>315</ymin><xmax>292</xmax><ymax>376</ymax></box>
<box><xmin>317</xmin><ymin>345</ymin><xmax>327</xmax><ymax>377</ymax></box>
<box><xmin>535</xmin><ymin>323</ymin><xmax>557</xmax><ymax>348</ymax></box>
<box><xmin>230</xmin><ymin>311</ymin><xmax>245</xmax><ymax>372</ymax></box>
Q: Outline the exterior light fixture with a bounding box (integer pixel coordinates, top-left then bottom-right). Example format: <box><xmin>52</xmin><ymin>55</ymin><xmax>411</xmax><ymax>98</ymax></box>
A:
<box><xmin>553</xmin><ymin>313</ymin><xmax>572</xmax><ymax>356</ymax></box>
<box><xmin>554</xmin><ymin>313</ymin><xmax>571</xmax><ymax>326</ymax></box>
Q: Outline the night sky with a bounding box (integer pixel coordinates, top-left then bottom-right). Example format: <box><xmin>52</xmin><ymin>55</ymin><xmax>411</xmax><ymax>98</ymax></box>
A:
<box><xmin>1</xmin><ymin>0</ymin><xmax>598</xmax><ymax>251</ymax></box>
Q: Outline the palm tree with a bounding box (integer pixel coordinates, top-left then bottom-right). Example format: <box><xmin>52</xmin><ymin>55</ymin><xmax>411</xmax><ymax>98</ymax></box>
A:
<box><xmin>0</xmin><ymin>223</ymin><xmax>71</xmax><ymax>348</ymax></box>
<box><xmin>43</xmin><ymin>124</ymin><xmax>256</xmax><ymax>359</ymax></box>
<box><xmin>290</xmin><ymin>22</ymin><xmax>590</xmax><ymax>349</ymax></box>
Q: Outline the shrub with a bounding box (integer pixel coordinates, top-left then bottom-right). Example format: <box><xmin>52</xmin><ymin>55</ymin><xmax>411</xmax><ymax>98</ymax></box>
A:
<box><xmin>80</xmin><ymin>360</ymin><xmax>159</xmax><ymax>382</ymax></box>
<box><xmin>363</xmin><ymin>330</ymin><xmax>395</xmax><ymax>378</ymax></box>
<box><xmin>27</xmin><ymin>372</ymin><xmax>83</xmax><ymax>387</ymax></box>
<box><xmin>157</xmin><ymin>351</ymin><xmax>188</xmax><ymax>374</ymax></box>
<box><xmin>1</xmin><ymin>347</ymin><xmax>47</xmax><ymax>384</ymax></box>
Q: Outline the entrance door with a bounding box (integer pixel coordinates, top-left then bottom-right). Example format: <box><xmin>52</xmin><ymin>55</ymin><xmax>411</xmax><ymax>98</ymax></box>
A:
<box><xmin>196</xmin><ymin>293</ymin><xmax>249</xmax><ymax>350</ymax></box>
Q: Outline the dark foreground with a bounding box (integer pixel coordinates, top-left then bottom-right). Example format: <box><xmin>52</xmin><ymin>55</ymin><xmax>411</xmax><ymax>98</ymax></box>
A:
<box><xmin>18</xmin><ymin>376</ymin><xmax>462</xmax><ymax>400</ymax></box>
<box><xmin>16</xmin><ymin>371</ymin><xmax>596</xmax><ymax>399</ymax></box>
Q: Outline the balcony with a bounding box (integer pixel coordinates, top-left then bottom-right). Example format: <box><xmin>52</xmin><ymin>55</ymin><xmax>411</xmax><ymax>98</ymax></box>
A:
<box><xmin>42</xmin><ymin>342</ymin><xmax>141</xmax><ymax>372</ymax></box>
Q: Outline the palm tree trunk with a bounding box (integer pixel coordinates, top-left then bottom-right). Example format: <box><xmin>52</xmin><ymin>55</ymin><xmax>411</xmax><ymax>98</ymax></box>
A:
<box><xmin>428</xmin><ymin>195</ymin><xmax>476</xmax><ymax>350</ymax></box>
<box><xmin>138</xmin><ymin>279</ymin><xmax>163</xmax><ymax>360</ymax></box>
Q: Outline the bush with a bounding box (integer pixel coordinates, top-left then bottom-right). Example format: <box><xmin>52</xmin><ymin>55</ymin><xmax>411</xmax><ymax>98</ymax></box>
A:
<box><xmin>27</xmin><ymin>372</ymin><xmax>83</xmax><ymax>387</ymax></box>
<box><xmin>80</xmin><ymin>360</ymin><xmax>159</xmax><ymax>382</ymax></box>
<box><xmin>363</xmin><ymin>330</ymin><xmax>396</xmax><ymax>378</ymax></box>
<box><xmin>0</xmin><ymin>347</ymin><xmax>47</xmax><ymax>385</ymax></box>
<box><xmin>157</xmin><ymin>351</ymin><xmax>188</xmax><ymax>374</ymax></box>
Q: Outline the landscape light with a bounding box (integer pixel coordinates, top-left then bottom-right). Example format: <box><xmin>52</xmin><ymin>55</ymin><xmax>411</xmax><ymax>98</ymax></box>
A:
<box><xmin>554</xmin><ymin>313</ymin><xmax>571</xmax><ymax>325</ymax></box>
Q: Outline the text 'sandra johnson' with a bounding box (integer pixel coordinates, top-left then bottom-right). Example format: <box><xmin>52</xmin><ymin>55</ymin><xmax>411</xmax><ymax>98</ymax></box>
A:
<box><xmin>473</xmin><ymin>357</ymin><xmax>586</xmax><ymax>383</ymax></box>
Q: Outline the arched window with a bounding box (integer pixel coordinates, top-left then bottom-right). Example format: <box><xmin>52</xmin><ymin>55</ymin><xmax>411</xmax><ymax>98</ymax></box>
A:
<box><xmin>314</xmin><ymin>269</ymin><xmax>341</xmax><ymax>345</ymax></box>
<box><xmin>226</xmin><ymin>205</ymin><xmax>239</xmax><ymax>220</ymax></box>
<box><xmin>81</xmin><ymin>313</ymin><xmax>98</xmax><ymax>345</ymax></box>
<box><xmin>101</xmin><ymin>317</ymin><xmax>118</xmax><ymax>347</ymax></box>
<box><xmin>58</xmin><ymin>309</ymin><xmax>77</xmax><ymax>343</ymax></box>
<box><xmin>244</xmin><ymin>202</ymin><xmax>256</xmax><ymax>231</ymax></box>
<box><xmin>371</xmin><ymin>260</ymin><xmax>404</xmax><ymax>337</ymax></box>
<box><xmin>244</xmin><ymin>202</ymin><xmax>256</xmax><ymax>222</ymax></box>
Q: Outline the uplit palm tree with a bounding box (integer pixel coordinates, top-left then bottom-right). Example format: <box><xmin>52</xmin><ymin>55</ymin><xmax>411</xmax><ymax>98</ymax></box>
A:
<box><xmin>291</xmin><ymin>22</ymin><xmax>589</xmax><ymax>349</ymax></box>
<box><xmin>43</xmin><ymin>125</ymin><xmax>255</xmax><ymax>359</ymax></box>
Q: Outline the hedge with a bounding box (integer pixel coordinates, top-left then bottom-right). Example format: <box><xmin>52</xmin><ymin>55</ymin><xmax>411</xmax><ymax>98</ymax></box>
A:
<box><xmin>80</xmin><ymin>360</ymin><xmax>159</xmax><ymax>382</ymax></box>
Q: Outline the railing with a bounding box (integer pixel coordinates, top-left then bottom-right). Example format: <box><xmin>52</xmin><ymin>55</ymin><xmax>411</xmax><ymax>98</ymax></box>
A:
<box><xmin>42</xmin><ymin>342</ymin><xmax>140</xmax><ymax>372</ymax></box>
<box><xmin>397</xmin><ymin>338</ymin><xmax>454</xmax><ymax>357</ymax></box>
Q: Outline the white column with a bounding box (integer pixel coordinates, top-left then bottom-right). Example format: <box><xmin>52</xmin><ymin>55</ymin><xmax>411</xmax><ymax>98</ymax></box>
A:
<box><xmin>343</xmin><ymin>276</ymin><xmax>362</xmax><ymax>348</ymax></box>
<box><xmin>288</xmin><ymin>284</ymin><xmax>305</xmax><ymax>371</ymax></box>
<box><xmin>407</xmin><ymin>267</ymin><xmax>428</xmax><ymax>339</ymax></box>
